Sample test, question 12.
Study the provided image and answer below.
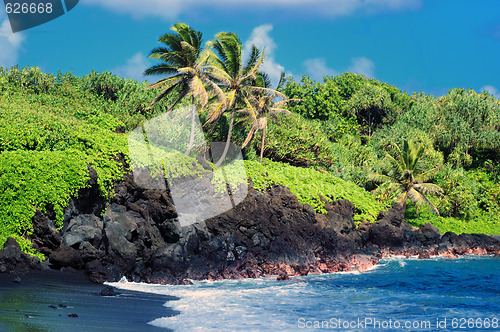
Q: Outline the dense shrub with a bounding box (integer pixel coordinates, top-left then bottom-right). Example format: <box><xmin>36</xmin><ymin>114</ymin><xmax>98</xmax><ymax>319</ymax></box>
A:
<box><xmin>261</xmin><ymin>113</ymin><xmax>335</xmax><ymax>168</ymax></box>
<box><xmin>245</xmin><ymin>159</ymin><xmax>385</xmax><ymax>222</ymax></box>
<box><xmin>393</xmin><ymin>89</ymin><xmax>500</xmax><ymax>166</ymax></box>
<box><xmin>0</xmin><ymin>151</ymin><xmax>90</xmax><ymax>258</ymax></box>
<box><xmin>0</xmin><ymin>69</ymin><xmax>129</xmax><ymax>256</ymax></box>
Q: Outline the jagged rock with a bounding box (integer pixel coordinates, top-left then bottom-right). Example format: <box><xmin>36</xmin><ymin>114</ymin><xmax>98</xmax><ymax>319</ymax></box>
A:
<box><xmin>0</xmin><ymin>238</ymin><xmax>40</xmax><ymax>273</ymax></box>
<box><xmin>79</xmin><ymin>241</ymin><xmax>105</xmax><ymax>262</ymax></box>
<box><xmin>102</xmin><ymin>204</ymin><xmax>139</xmax><ymax>272</ymax></box>
<box><xmin>418</xmin><ymin>251</ymin><xmax>431</xmax><ymax>259</ymax></box>
<box><xmin>368</xmin><ymin>220</ymin><xmax>405</xmax><ymax>247</ymax></box>
<box><xmin>376</xmin><ymin>202</ymin><xmax>405</xmax><ymax>226</ymax></box>
<box><xmin>157</xmin><ymin>220</ymin><xmax>181</xmax><ymax>243</ymax></box>
<box><xmin>368</xmin><ymin>204</ymin><xmax>414</xmax><ymax>248</ymax></box>
<box><xmin>415</xmin><ymin>223</ymin><xmax>441</xmax><ymax>245</ymax></box>
<box><xmin>85</xmin><ymin>259</ymin><xmax>124</xmax><ymax>283</ymax></box>
<box><xmin>151</xmin><ymin>243</ymin><xmax>186</xmax><ymax>271</ymax></box>
<box><xmin>252</xmin><ymin>233</ymin><xmax>269</xmax><ymax>248</ymax></box>
<box><xmin>100</xmin><ymin>286</ymin><xmax>119</xmax><ymax>296</ymax></box>
<box><xmin>49</xmin><ymin>247</ymin><xmax>84</xmax><ymax>269</ymax></box>
<box><xmin>316</xmin><ymin>200</ymin><xmax>356</xmax><ymax>235</ymax></box>
<box><xmin>7</xmin><ymin>165</ymin><xmax>498</xmax><ymax>284</ymax></box>
<box><xmin>31</xmin><ymin>210</ymin><xmax>61</xmax><ymax>251</ymax></box>
<box><xmin>277</xmin><ymin>270</ymin><xmax>290</xmax><ymax>281</ymax></box>
<box><xmin>62</xmin><ymin>214</ymin><xmax>103</xmax><ymax>248</ymax></box>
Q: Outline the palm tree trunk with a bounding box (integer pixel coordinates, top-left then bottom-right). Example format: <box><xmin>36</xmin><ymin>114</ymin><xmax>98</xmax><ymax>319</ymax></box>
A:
<box><xmin>214</xmin><ymin>111</ymin><xmax>234</xmax><ymax>168</ymax></box>
<box><xmin>401</xmin><ymin>191</ymin><xmax>409</xmax><ymax>212</ymax></box>
<box><xmin>184</xmin><ymin>95</ymin><xmax>196</xmax><ymax>156</ymax></box>
<box><xmin>259</xmin><ymin>125</ymin><xmax>266</xmax><ymax>163</ymax></box>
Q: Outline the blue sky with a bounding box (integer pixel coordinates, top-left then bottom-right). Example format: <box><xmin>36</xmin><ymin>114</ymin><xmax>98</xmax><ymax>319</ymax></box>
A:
<box><xmin>1</xmin><ymin>0</ymin><xmax>499</xmax><ymax>97</ymax></box>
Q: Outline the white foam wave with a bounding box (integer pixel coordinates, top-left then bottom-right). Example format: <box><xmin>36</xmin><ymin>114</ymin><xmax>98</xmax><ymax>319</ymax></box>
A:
<box><xmin>108</xmin><ymin>277</ymin><xmax>316</xmax><ymax>331</ymax></box>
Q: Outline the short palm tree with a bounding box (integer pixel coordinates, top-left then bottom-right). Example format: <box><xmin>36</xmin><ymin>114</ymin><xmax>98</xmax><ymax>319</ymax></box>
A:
<box><xmin>205</xmin><ymin>32</ymin><xmax>265</xmax><ymax>167</ymax></box>
<box><xmin>239</xmin><ymin>72</ymin><xmax>298</xmax><ymax>162</ymax></box>
<box><xmin>144</xmin><ymin>23</ymin><xmax>224</xmax><ymax>155</ymax></box>
<box><xmin>370</xmin><ymin>140</ymin><xmax>443</xmax><ymax>215</ymax></box>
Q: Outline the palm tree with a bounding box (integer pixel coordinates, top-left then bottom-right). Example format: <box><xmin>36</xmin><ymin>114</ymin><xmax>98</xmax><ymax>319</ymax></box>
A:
<box><xmin>370</xmin><ymin>140</ymin><xmax>443</xmax><ymax>215</ymax></box>
<box><xmin>204</xmin><ymin>32</ymin><xmax>264</xmax><ymax>167</ymax></box>
<box><xmin>144</xmin><ymin>23</ymin><xmax>225</xmax><ymax>155</ymax></box>
<box><xmin>239</xmin><ymin>73</ymin><xmax>298</xmax><ymax>162</ymax></box>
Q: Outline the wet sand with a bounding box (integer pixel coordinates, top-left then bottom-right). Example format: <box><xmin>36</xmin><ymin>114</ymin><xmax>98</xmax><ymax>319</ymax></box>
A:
<box><xmin>0</xmin><ymin>270</ymin><xmax>178</xmax><ymax>332</ymax></box>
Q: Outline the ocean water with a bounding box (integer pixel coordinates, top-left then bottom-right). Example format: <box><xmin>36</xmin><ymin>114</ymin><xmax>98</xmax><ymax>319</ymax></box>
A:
<box><xmin>109</xmin><ymin>256</ymin><xmax>500</xmax><ymax>331</ymax></box>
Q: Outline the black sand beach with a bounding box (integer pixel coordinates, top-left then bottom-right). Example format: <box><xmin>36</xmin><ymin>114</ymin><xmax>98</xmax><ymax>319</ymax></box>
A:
<box><xmin>0</xmin><ymin>270</ymin><xmax>177</xmax><ymax>332</ymax></box>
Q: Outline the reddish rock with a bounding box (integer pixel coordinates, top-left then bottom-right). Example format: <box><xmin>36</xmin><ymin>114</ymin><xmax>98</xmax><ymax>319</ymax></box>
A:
<box><xmin>418</xmin><ymin>251</ymin><xmax>431</xmax><ymax>259</ymax></box>
<box><xmin>277</xmin><ymin>271</ymin><xmax>290</xmax><ymax>281</ymax></box>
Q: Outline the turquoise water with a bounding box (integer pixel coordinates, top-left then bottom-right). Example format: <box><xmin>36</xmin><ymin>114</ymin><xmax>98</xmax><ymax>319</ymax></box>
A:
<box><xmin>110</xmin><ymin>256</ymin><xmax>500</xmax><ymax>331</ymax></box>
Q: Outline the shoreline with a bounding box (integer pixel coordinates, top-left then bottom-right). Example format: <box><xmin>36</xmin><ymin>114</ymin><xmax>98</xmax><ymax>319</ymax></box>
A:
<box><xmin>1</xmin><ymin>180</ymin><xmax>499</xmax><ymax>286</ymax></box>
<box><xmin>0</xmin><ymin>269</ymin><xmax>178</xmax><ymax>332</ymax></box>
<box><xmin>0</xmin><ymin>251</ymin><xmax>497</xmax><ymax>331</ymax></box>
<box><xmin>215</xmin><ymin>247</ymin><xmax>500</xmax><ymax>281</ymax></box>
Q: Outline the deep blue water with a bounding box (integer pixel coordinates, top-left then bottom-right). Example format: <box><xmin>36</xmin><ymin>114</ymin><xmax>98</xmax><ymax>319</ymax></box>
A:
<box><xmin>110</xmin><ymin>256</ymin><xmax>500</xmax><ymax>331</ymax></box>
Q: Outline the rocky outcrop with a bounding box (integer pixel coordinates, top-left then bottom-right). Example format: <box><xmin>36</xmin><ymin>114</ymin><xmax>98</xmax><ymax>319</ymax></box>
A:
<box><xmin>3</xmin><ymin>168</ymin><xmax>500</xmax><ymax>283</ymax></box>
<box><xmin>0</xmin><ymin>237</ymin><xmax>41</xmax><ymax>273</ymax></box>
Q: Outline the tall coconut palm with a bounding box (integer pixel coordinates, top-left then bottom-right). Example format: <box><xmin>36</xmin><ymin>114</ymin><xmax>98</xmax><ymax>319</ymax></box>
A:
<box><xmin>370</xmin><ymin>140</ymin><xmax>443</xmax><ymax>215</ymax></box>
<box><xmin>144</xmin><ymin>23</ymin><xmax>225</xmax><ymax>155</ymax></box>
<box><xmin>239</xmin><ymin>72</ymin><xmax>298</xmax><ymax>162</ymax></box>
<box><xmin>205</xmin><ymin>32</ymin><xmax>265</xmax><ymax>167</ymax></box>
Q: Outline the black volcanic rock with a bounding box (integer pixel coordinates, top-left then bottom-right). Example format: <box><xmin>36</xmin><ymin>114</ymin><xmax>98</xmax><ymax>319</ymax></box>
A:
<box><xmin>0</xmin><ymin>237</ymin><xmax>40</xmax><ymax>273</ymax></box>
<box><xmin>4</xmin><ymin>170</ymin><xmax>500</xmax><ymax>284</ymax></box>
<box><xmin>49</xmin><ymin>246</ymin><xmax>84</xmax><ymax>269</ymax></box>
<box><xmin>415</xmin><ymin>223</ymin><xmax>441</xmax><ymax>245</ymax></box>
<box><xmin>100</xmin><ymin>285</ymin><xmax>119</xmax><ymax>296</ymax></box>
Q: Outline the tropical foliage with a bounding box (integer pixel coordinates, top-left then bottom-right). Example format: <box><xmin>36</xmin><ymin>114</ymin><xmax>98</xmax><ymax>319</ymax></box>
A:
<box><xmin>144</xmin><ymin>23</ymin><xmax>225</xmax><ymax>155</ymax></box>
<box><xmin>204</xmin><ymin>32</ymin><xmax>266</xmax><ymax>166</ymax></box>
<box><xmin>370</xmin><ymin>140</ymin><xmax>443</xmax><ymax>216</ymax></box>
<box><xmin>239</xmin><ymin>73</ymin><xmax>296</xmax><ymax>162</ymax></box>
<box><xmin>1</xmin><ymin>22</ymin><xmax>499</xmax><ymax>258</ymax></box>
<box><xmin>245</xmin><ymin>159</ymin><xmax>384</xmax><ymax>223</ymax></box>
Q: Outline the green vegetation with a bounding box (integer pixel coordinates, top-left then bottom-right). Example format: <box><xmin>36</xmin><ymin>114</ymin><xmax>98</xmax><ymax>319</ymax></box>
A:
<box><xmin>0</xmin><ymin>67</ymin><xmax>133</xmax><ymax>256</ymax></box>
<box><xmin>144</xmin><ymin>23</ymin><xmax>225</xmax><ymax>156</ymax></box>
<box><xmin>370</xmin><ymin>140</ymin><xmax>443</xmax><ymax>216</ymax></box>
<box><xmin>1</xmin><ymin>22</ymin><xmax>499</xmax><ymax>258</ymax></box>
<box><xmin>245</xmin><ymin>159</ymin><xmax>384</xmax><ymax>223</ymax></box>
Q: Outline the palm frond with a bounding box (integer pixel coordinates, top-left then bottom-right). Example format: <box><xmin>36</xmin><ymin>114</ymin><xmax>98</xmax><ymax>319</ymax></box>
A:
<box><xmin>188</xmin><ymin>75</ymin><xmax>208</xmax><ymax>106</ymax></box>
<box><xmin>244</xmin><ymin>46</ymin><xmax>263</xmax><ymax>76</ymax></box>
<box><xmin>147</xmin><ymin>75</ymin><xmax>182</xmax><ymax>89</ymax></box>
<box><xmin>384</xmin><ymin>153</ymin><xmax>404</xmax><ymax>178</ymax></box>
<box><xmin>241</xmin><ymin>124</ymin><xmax>258</xmax><ymax>148</ymax></box>
<box><xmin>268</xmin><ymin>108</ymin><xmax>291</xmax><ymax>115</ymax></box>
<box><xmin>415</xmin><ymin>166</ymin><xmax>439</xmax><ymax>183</ymax></box>
<box><xmin>407</xmin><ymin>188</ymin><xmax>425</xmax><ymax>206</ymax></box>
<box><xmin>413</xmin><ymin>183</ymin><xmax>444</xmax><ymax>196</ymax></box>
<box><xmin>144</xmin><ymin>64</ymin><xmax>179</xmax><ymax>77</ymax></box>
<box><xmin>248</xmin><ymin>86</ymin><xmax>287</xmax><ymax>99</ymax></box>
<box><xmin>273</xmin><ymin>98</ymin><xmax>300</xmax><ymax>107</ymax></box>
<box><xmin>369</xmin><ymin>172</ymin><xmax>397</xmax><ymax>184</ymax></box>
<box><xmin>276</xmin><ymin>72</ymin><xmax>286</xmax><ymax>91</ymax></box>
<box><xmin>148</xmin><ymin>82</ymin><xmax>185</xmax><ymax>109</ymax></box>
<box><xmin>240</xmin><ymin>49</ymin><xmax>265</xmax><ymax>81</ymax></box>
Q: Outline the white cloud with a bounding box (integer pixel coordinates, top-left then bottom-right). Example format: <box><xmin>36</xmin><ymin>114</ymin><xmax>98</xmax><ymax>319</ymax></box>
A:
<box><xmin>83</xmin><ymin>0</ymin><xmax>420</xmax><ymax>20</ymax></box>
<box><xmin>481</xmin><ymin>85</ymin><xmax>500</xmax><ymax>99</ymax></box>
<box><xmin>348</xmin><ymin>57</ymin><xmax>375</xmax><ymax>78</ymax></box>
<box><xmin>304</xmin><ymin>58</ymin><xmax>338</xmax><ymax>81</ymax></box>
<box><xmin>111</xmin><ymin>52</ymin><xmax>150</xmax><ymax>82</ymax></box>
<box><xmin>303</xmin><ymin>56</ymin><xmax>375</xmax><ymax>81</ymax></box>
<box><xmin>244</xmin><ymin>24</ymin><xmax>285</xmax><ymax>87</ymax></box>
<box><xmin>0</xmin><ymin>18</ymin><xmax>25</xmax><ymax>68</ymax></box>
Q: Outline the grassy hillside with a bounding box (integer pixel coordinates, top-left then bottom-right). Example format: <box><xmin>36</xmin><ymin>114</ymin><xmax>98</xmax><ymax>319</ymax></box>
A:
<box><xmin>1</xmin><ymin>66</ymin><xmax>499</xmax><ymax>258</ymax></box>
